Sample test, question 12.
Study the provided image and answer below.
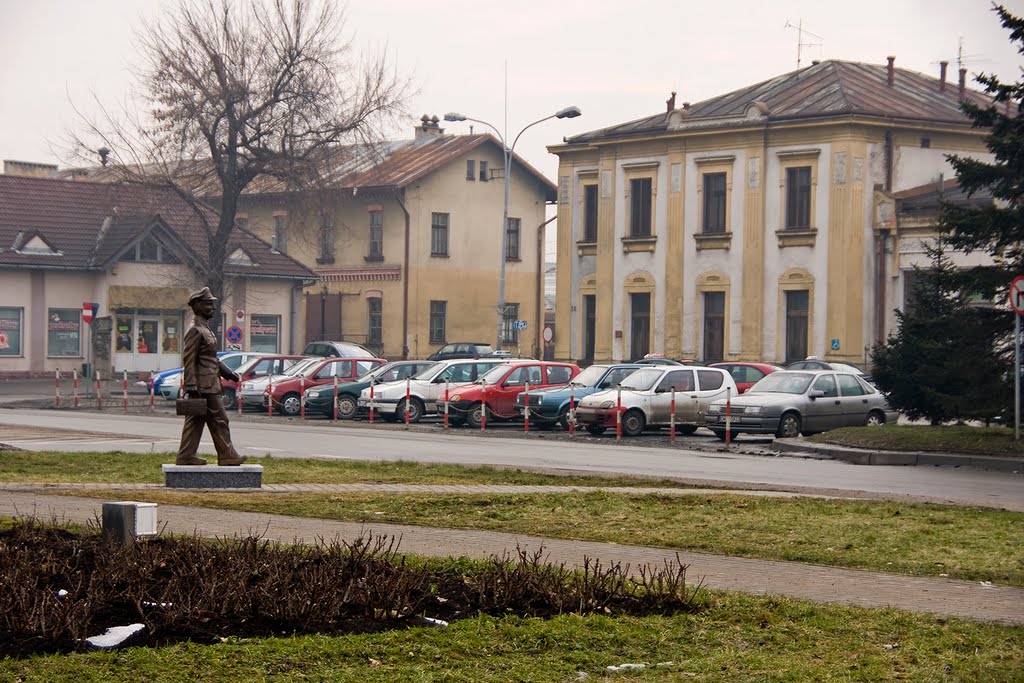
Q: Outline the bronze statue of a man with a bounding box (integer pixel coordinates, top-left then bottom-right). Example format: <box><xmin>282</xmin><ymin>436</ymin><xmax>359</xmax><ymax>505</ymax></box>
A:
<box><xmin>175</xmin><ymin>286</ymin><xmax>247</xmax><ymax>466</ymax></box>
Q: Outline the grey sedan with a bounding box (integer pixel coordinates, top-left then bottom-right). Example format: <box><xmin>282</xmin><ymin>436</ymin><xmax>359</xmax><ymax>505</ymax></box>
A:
<box><xmin>704</xmin><ymin>370</ymin><xmax>897</xmax><ymax>440</ymax></box>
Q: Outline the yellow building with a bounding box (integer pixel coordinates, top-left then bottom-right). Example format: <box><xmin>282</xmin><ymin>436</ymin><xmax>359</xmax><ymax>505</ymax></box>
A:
<box><xmin>233</xmin><ymin>116</ymin><xmax>556</xmax><ymax>359</ymax></box>
<box><xmin>548</xmin><ymin>59</ymin><xmax>996</xmax><ymax>366</ymax></box>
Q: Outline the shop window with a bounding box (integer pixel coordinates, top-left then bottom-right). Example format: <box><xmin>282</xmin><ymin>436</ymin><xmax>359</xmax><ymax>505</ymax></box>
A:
<box><xmin>115</xmin><ymin>317</ymin><xmax>134</xmax><ymax>353</ymax></box>
<box><xmin>46</xmin><ymin>308</ymin><xmax>81</xmax><ymax>357</ymax></box>
<box><xmin>137</xmin><ymin>319</ymin><xmax>158</xmax><ymax>354</ymax></box>
<box><xmin>162</xmin><ymin>316</ymin><xmax>181</xmax><ymax>353</ymax></box>
<box><xmin>0</xmin><ymin>307</ymin><xmax>24</xmax><ymax>356</ymax></box>
<box><xmin>249</xmin><ymin>314</ymin><xmax>281</xmax><ymax>353</ymax></box>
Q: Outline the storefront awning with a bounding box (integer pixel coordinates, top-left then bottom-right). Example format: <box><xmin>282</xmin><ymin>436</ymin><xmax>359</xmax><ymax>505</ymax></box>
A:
<box><xmin>109</xmin><ymin>285</ymin><xmax>191</xmax><ymax>311</ymax></box>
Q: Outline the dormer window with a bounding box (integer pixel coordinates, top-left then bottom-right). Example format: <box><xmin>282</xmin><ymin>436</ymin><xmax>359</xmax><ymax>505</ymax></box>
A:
<box><xmin>15</xmin><ymin>234</ymin><xmax>60</xmax><ymax>256</ymax></box>
<box><xmin>227</xmin><ymin>247</ymin><xmax>256</xmax><ymax>266</ymax></box>
<box><xmin>119</xmin><ymin>235</ymin><xmax>180</xmax><ymax>263</ymax></box>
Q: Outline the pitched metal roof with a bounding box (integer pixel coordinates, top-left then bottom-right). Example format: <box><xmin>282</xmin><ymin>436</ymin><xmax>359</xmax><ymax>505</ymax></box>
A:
<box><xmin>566</xmin><ymin>60</ymin><xmax>1003</xmax><ymax>145</ymax></box>
<box><xmin>0</xmin><ymin>175</ymin><xmax>315</xmax><ymax>280</ymax></box>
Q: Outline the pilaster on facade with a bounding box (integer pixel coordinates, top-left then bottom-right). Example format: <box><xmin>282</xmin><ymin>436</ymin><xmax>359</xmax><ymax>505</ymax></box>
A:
<box><xmin>740</xmin><ymin>146</ymin><xmax>766</xmax><ymax>361</ymax></box>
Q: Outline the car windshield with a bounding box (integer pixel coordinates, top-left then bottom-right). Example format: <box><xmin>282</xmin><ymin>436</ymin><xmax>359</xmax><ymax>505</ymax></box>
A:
<box><xmin>618</xmin><ymin>368</ymin><xmax>663</xmax><ymax>391</ymax></box>
<box><xmin>478</xmin><ymin>363</ymin><xmax>514</xmax><ymax>384</ymax></box>
<box><xmin>568</xmin><ymin>365</ymin><xmax>608</xmax><ymax>387</ymax></box>
<box><xmin>413</xmin><ymin>363</ymin><xmax>446</xmax><ymax>380</ymax></box>
<box><xmin>829</xmin><ymin>362</ymin><xmax>864</xmax><ymax>375</ymax></box>
<box><xmin>235</xmin><ymin>357</ymin><xmax>267</xmax><ymax>374</ymax></box>
<box><xmin>284</xmin><ymin>358</ymin><xmax>320</xmax><ymax>377</ymax></box>
<box><xmin>748</xmin><ymin>372</ymin><xmax>814</xmax><ymax>394</ymax></box>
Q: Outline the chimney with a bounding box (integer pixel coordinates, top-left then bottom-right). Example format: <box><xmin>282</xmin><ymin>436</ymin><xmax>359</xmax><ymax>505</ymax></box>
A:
<box><xmin>3</xmin><ymin>160</ymin><xmax>58</xmax><ymax>178</ymax></box>
<box><xmin>666</xmin><ymin>91</ymin><xmax>676</xmax><ymax>113</ymax></box>
<box><xmin>939</xmin><ymin>60</ymin><xmax>948</xmax><ymax>91</ymax></box>
<box><xmin>958</xmin><ymin>68</ymin><xmax>967</xmax><ymax>101</ymax></box>
<box><xmin>886</xmin><ymin>56</ymin><xmax>895</xmax><ymax>85</ymax></box>
<box><xmin>415</xmin><ymin>114</ymin><xmax>444</xmax><ymax>140</ymax></box>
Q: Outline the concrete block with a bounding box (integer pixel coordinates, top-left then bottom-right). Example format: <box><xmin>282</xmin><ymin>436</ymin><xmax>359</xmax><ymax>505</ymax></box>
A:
<box><xmin>162</xmin><ymin>464</ymin><xmax>263</xmax><ymax>489</ymax></box>
<box><xmin>102</xmin><ymin>501</ymin><xmax>158</xmax><ymax>544</ymax></box>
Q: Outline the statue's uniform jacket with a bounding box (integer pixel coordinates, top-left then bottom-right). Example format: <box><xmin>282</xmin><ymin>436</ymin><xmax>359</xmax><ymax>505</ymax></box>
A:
<box><xmin>181</xmin><ymin>317</ymin><xmax>233</xmax><ymax>393</ymax></box>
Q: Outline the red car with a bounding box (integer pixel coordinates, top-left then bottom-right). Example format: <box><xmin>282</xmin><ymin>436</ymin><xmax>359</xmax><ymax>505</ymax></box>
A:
<box><xmin>439</xmin><ymin>360</ymin><xmax>580</xmax><ymax>428</ymax></box>
<box><xmin>222</xmin><ymin>354</ymin><xmax>307</xmax><ymax>410</ymax></box>
<box><xmin>265</xmin><ymin>356</ymin><xmax>386</xmax><ymax>415</ymax></box>
<box><xmin>709</xmin><ymin>362</ymin><xmax>784</xmax><ymax>394</ymax></box>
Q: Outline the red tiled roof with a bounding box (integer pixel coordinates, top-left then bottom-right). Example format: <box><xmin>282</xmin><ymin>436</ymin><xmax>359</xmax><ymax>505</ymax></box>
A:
<box><xmin>0</xmin><ymin>175</ymin><xmax>315</xmax><ymax>280</ymax></box>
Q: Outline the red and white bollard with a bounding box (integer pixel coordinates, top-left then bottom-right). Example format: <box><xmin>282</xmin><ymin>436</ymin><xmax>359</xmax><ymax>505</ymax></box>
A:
<box><xmin>332</xmin><ymin>375</ymin><xmax>339</xmax><ymax>421</ymax></box>
<box><xmin>725</xmin><ymin>387</ymin><xmax>732</xmax><ymax>447</ymax></box>
<box><xmin>368</xmin><ymin>376</ymin><xmax>376</xmax><ymax>424</ymax></box>
<box><xmin>523</xmin><ymin>382</ymin><xmax>531</xmax><ymax>433</ymax></box>
<box><xmin>568</xmin><ymin>386</ymin><xmax>575</xmax><ymax>437</ymax></box>
<box><xmin>669</xmin><ymin>387</ymin><xmax>676</xmax><ymax>444</ymax></box>
<box><xmin>442</xmin><ymin>379</ymin><xmax>450</xmax><ymax>429</ymax></box>
<box><xmin>615</xmin><ymin>385</ymin><xmax>622</xmax><ymax>440</ymax></box>
<box><xmin>96</xmin><ymin>371</ymin><xmax>102</xmax><ymax>410</ymax></box>
<box><xmin>299</xmin><ymin>377</ymin><xmax>306</xmax><ymax>418</ymax></box>
<box><xmin>73</xmin><ymin>369</ymin><xmax>79</xmax><ymax>409</ymax></box>
<box><xmin>267</xmin><ymin>376</ymin><xmax>274</xmax><ymax>416</ymax></box>
<box><xmin>55</xmin><ymin>369</ymin><xmax>61</xmax><ymax>408</ymax></box>
<box><xmin>404</xmin><ymin>377</ymin><xmax>411</xmax><ymax>427</ymax></box>
<box><xmin>122</xmin><ymin>370</ymin><xmax>129</xmax><ymax>413</ymax></box>
<box><xmin>480</xmin><ymin>385</ymin><xmax>487</xmax><ymax>431</ymax></box>
<box><xmin>148</xmin><ymin>372</ymin><xmax>155</xmax><ymax>411</ymax></box>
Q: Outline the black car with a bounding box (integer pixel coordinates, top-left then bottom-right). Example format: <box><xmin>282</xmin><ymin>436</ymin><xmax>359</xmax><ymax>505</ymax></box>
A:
<box><xmin>426</xmin><ymin>342</ymin><xmax>499</xmax><ymax>361</ymax></box>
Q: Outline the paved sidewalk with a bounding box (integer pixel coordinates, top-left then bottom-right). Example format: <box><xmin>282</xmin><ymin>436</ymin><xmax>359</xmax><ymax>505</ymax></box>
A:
<box><xmin>2</xmin><ymin>487</ymin><xmax>1021</xmax><ymax>626</ymax></box>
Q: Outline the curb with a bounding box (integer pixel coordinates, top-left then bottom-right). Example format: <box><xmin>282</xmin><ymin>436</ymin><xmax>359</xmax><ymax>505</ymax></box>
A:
<box><xmin>771</xmin><ymin>438</ymin><xmax>1023</xmax><ymax>473</ymax></box>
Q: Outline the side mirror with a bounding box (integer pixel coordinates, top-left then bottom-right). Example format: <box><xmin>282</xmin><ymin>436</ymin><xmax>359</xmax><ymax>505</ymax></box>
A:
<box><xmin>809</xmin><ymin>390</ymin><xmax>825</xmax><ymax>399</ymax></box>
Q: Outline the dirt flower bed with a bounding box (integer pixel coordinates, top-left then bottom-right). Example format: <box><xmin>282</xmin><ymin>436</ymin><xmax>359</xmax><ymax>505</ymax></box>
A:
<box><xmin>0</xmin><ymin>519</ymin><xmax>703</xmax><ymax>658</ymax></box>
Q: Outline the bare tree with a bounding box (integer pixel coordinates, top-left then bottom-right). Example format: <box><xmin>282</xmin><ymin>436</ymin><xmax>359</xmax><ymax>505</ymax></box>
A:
<box><xmin>72</xmin><ymin>0</ymin><xmax>408</xmax><ymax>303</ymax></box>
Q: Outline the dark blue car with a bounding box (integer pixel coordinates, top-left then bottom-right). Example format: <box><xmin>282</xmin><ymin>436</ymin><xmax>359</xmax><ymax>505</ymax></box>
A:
<box><xmin>514</xmin><ymin>363</ymin><xmax>644</xmax><ymax>429</ymax></box>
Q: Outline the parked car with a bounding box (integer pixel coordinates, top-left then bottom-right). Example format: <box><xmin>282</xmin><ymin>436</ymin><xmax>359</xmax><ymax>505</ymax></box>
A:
<box><xmin>575</xmin><ymin>365</ymin><xmax>737</xmax><ymax>436</ymax></box>
<box><xmin>514</xmin><ymin>363</ymin><xmax>644</xmax><ymax>429</ymax></box>
<box><xmin>302</xmin><ymin>340</ymin><xmax>376</xmax><ymax>358</ymax></box>
<box><xmin>358</xmin><ymin>357</ymin><xmax>514</xmax><ymax>423</ymax></box>
<box><xmin>303</xmin><ymin>360</ymin><xmax>437</xmax><ymax>418</ymax></box>
<box><xmin>710</xmin><ymin>362</ymin><xmax>784</xmax><ymax>394</ymax></box>
<box><xmin>632</xmin><ymin>354</ymin><xmax>704</xmax><ymax>366</ymax></box>
<box><xmin>705</xmin><ymin>369</ymin><xmax>897</xmax><ymax>440</ymax></box>
<box><xmin>786</xmin><ymin>357</ymin><xmax>872</xmax><ymax>382</ymax></box>
<box><xmin>440</xmin><ymin>360</ymin><xmax>581</xmax><ymax>428</ymax></box>
<box><xmin>426</xmin><ymin>342</ymin><xmax>498</xmax><ymax>361</ymax></box>
<box><xmin>221</xmin><ymin>354</ymin><xmax>306</xmax><ymax>410</ymax></box>
<box><xmin>238</xmin><ymin>357</ymin><xmax>323</xmax><ymax>409</ymax></box>
<box><xmin>265</xmin><ymin>356</ymin><xmax>385</xmax><ymax>415</ymax></box>
<box><xmin>155</xmin><ymin>351</ymin><xmax>264</xmax><ymax>400</ymax></box>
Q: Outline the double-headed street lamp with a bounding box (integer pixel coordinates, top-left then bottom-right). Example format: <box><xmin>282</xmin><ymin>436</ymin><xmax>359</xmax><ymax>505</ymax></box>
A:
<box><xmin>444</xmin><ymin>106</ymin><xmax>582</xmax><ymax>351</ymax></box>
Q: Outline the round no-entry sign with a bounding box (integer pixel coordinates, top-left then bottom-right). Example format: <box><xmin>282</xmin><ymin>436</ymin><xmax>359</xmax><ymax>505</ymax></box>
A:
<box><xmin>1011</xmin><ymin>276</ymin><xmax>1024</xmax><ymax>315</ymax></box>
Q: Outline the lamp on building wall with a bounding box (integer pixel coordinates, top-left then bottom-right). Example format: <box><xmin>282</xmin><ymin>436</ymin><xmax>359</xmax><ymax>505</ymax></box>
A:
<box><xmin>320</xmin><ymin>285</ymin><xmax>327</xmax><ymax>340</ymax></box>
<box><xmin>444</xmin><ymin>106</ymin><xmax>581</xmax><ymax>350</ymax></box>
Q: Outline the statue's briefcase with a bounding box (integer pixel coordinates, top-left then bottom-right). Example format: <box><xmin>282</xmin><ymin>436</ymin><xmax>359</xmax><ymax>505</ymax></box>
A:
<box><xmin>175</xmin><ymin>398</ymin><xmax>207</xmax><ymax>416</ymax></box>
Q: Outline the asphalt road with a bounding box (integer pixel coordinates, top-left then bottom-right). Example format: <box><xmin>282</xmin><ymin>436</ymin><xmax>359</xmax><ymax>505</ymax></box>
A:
<box><xmin>1</xmin><ymin>408</ymin><xmax>1021</xmax><ymax>510</ymax></box>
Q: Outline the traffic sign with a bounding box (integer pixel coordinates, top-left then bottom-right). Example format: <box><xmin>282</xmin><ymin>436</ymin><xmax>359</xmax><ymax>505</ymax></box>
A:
<box><xmin>225</xmin><ymin>325</ymin><xmax>243</xmax><ymax>344</ymax></box>
<box><xmin>543</xmin><ymin>325</ymin><xmax>554</xmax><ymax>343</ymax></box>
<box><xmin>81</xmin><ymin>302</ymin><xmax>98</xmax><ymax>324</ymax></box>
<box><xmin>235</xmin><ymin>309</ymin><xmax>245</xmax><ymax>322</ymax></box>
<box><xmin>1011</xmin><ymin>276</ymin><xmax>1024</xmax><ymax>315</ymax></box>
<box><xmin>513</xmin><ymin>320</ymin><xmax>528</xmax><ymax>331</ymax></box>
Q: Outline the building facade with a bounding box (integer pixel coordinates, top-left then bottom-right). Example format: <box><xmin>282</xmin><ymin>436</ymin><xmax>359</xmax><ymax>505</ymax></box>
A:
<box><xmin>230</xmin><ymin>117</ymin><xmax>557</xmax><ymax>360</ymax></box>
<box><xmin>549</xmin><ymin>59</ymin><xmax>996</xmax><ymax>366</ymax></box>
<box><xmin>0</xmin><ymin>168</ymin><xmax>315</xmax><ymax>378</ymax></box>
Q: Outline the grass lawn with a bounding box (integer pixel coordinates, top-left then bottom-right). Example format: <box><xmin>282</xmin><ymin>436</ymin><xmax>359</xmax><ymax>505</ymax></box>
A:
<box><xmin>2</xmin><ymin>595</ymin><xmax>1022</xmax><ymax>682</ymax></box>
<box><xmin>811</xmin><ymin>424</ymin><xmax>1024</xmax><ymax>457</ymax></box>
<box><xmin>4</xmin><ymin>451</ymin><xmax>1021</xmax><ymax>586</ymax></box>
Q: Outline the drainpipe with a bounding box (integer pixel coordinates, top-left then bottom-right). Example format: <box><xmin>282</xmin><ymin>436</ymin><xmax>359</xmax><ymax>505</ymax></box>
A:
<box><xmin>536</xmin><ymin>214</ymin><xmax>557</xmax><ymax>359</ymax></box>
<box><xmin>394</xmin><ymin>188</ymin><xmax>411</xmax><ymax>359</ymax></box>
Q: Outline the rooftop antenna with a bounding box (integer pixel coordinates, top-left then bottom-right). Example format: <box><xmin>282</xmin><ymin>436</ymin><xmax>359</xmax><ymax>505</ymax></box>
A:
<box><xmin>932</xmin><ymin>36</ymin><xmax>992</xmax><ymax>73</ymax></box>
<box><xmin>784</xmin><ymin>19</ymin><xmax>823</xmax><ymax>70</ymax></box>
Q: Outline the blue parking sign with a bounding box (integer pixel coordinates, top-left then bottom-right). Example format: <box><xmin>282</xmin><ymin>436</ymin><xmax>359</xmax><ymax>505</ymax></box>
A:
<box><xmin>830</xmin><ymin>338</ymin><xmax>840</xmax><ymax>351</ymax></box>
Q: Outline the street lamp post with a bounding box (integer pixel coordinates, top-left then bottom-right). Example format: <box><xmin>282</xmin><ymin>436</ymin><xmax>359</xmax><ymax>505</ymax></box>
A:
<box><xmin>444</xmin><ymin>106</ymin><xmax>581</xmax><ymax>351</ymax></box>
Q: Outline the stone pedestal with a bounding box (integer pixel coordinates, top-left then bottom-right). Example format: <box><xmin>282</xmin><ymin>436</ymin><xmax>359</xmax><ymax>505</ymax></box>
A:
<box><xmin>162</xmin><ymin>464</ymin><xmax>263</xmax><ymax>489</ymax></box>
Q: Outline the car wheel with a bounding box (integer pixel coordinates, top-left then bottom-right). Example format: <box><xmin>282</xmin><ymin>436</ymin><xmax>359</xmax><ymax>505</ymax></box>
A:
<box><xmin>712</xmin><ymin>429</ymin><xmax>740</xmax><ymax>441</ymax></box>
<box><xmin>396</xmin><ymin>397</ymin><xmax>424</xmax><ymax>423</ymax></box>
<box><xmin>335</xmin><ymin>394</ymin><xmax>358</xmax><ymax>420</ymax></box>
<box><xmin>466</xmin><ymin>402</ymin><xmax>489</xmax><ymax>428</ymax></box>
<box><xmin>776</xmin><ymin>412</ymin><xmax>801</xmax><ymax>438</ymax></box>
<box><xmin>621</xmin><ymin>409</ymin><xmax>646</xmax><ymax>437</ymax></box>
<box><xmin>586</xmin><ymin>424</ymin><xmax>606</xmax><ymax>436</ymax></box>
<box><xmin>557</xmin><ymin>408</ymin><xmax>572</xmax><ymax>431</ymax></box>
<box><xmin>279</xmin><ymin>393</ymin><xmax>301</xmax><ymax>416</ymax></box>
<box><xmin>222</xmin><ymin>388</ymin><xmax>237</xmax><ymax>411</ymax></box>
<box><xmin>865</xmin><ymin>410</ymin><xmax>885</xmax><ymax>427</ymax></box>
<box><xmin>677</xmin><ymin>425</ymin><xmax>698</xmax><ymax>436</ymax></box>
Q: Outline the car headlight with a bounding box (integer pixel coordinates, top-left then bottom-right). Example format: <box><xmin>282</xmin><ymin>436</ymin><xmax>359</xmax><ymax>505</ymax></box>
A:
<box><xmin>599</xmin><ymin>400</ymin><xmax>615</xmax><ymax>409</ymax></box>
<box><xmin>708</xmin><ymin>404</ymin><xmax>723</xmax><ymax>414</ymax></box>
<box><xmin>449</xmin><ymin>394</ymin><xmax>461</xmax><ymax>402</ymax></box>
<box><xmin>744</xmin><ymin>405</ymin><xmax>762</xmax><ymax>415</ymax></box>
<box><xmin>534</xmin><ymin>395</ymin><xmax>543</xmax><ymax>404</ymax></box>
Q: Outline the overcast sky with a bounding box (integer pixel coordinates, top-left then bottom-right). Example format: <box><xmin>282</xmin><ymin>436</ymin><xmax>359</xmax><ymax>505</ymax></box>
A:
<box><xmin>2</xmin><ymin>0</ymin><xmax>1021</xmax><ymax>191</ymax></box>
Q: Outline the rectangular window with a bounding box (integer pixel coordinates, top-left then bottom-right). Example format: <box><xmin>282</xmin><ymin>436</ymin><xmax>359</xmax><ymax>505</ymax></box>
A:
<box><xmin>367</xmin><ymin>298</ymin><xmax>382</xmax><ymax>347</ymax></box>
<box><xmin>0</xmin><ymin>307</ymin><xmax>23</xmax><ymax>356</ymax></box>
<box><xmin>115</xmin><ymin>316</ymin><xmax>134</xmax><ymax>353</ymax></box>
<box><xmin>46</xmin><ymin>308</ymin><xmax>82</xmax><ymax>357</ymax></box>
<box><xmin>479</xmin><ymin>160</ymin><xmax>489</xmax><ymax>181</ymax></box>
<box><xmin>318</xmin><ymin>215</ymin><xmax>335</xmax><ymax>262</ymax></box>
<box><xmin>429</xmin><ymin>300</ymin><xmax>446</xmax><ymax>343</ymax></box>
<box><xmin>703</xmin><ymin>172</ymin><xmax>727</xmax><ymax>233</ymax></box>
<box><xmin>119</xmin><ymin>237</ymin><xmax>179</xmax><ymax>263</ymax></box>
<box><xmin>505</xmin><ymin>217</ymin><xmax>521</xmax><ymax>261</ymax></box>
<box><xmin>629</xmin><ymin>177</ymin><xmax>652</xmax><ymax>237</ymax></box>
<box><xmin>582</xmin><ymin>295</ymin><xmax>596</xmax><ymax>362</ymax></box>
<box><xmin>466</xmin><ymin>159</ymin><xmax>476</xmax><ymax>180</ymax></box>
<box><xmin>785</xmin><ymin>290</ymin><xmax>809</xmax><ymax>363</ymax></box>
<box><xmin>137</xmin><ymin>319</ymin><xmax>158</xmax><ymax>355</ymax></box>
<box><xmin>162</xmin><ymin>315</ymin><xmax>181</xmax><ymax>353</ymax></box>
<box><xmin>785</xmin><ymin>167</ymin><xmax>812</xmax><ymax>229</ymax></box>
<box><xmin>431</xmin><ymin>212</ymin><xmax>449</xmax><ymax>256</ymax></box>
<box><xmin>273</xmin><ymin>214</ymin><xmax>288</xmax><ymax>252</ymax></box>
<box><xmin>249</xmin><ymin>314</ymin><xmax>281</xmax><ymax>353</ymax></box>
<box><xmin>139</xmin><ymin>236</ymin><xmax>160</xmax><ymax>261</ymax></box>
<box><xmin>368</xmin><ymin>211</ymin><xmax>383</xmax><ymax>259</ymax></box>
<box><xmin>583</xmin><ymin>184</ymin><xmax>598</xmax><ymax>242</ymax></box>
<box><xmin>702</xmin><ymin>292</ymin><xmax>725</xmax><ymax>363</ymax></box>
<box><xmin>501</xmin><ymin>303</ymin><xmax>520</xmax><ymax>344</ymax></box>
<box><xmin>630</xmin><ymin>292</ymin><xmax>651</xmax><ymax>359</ymax></box>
